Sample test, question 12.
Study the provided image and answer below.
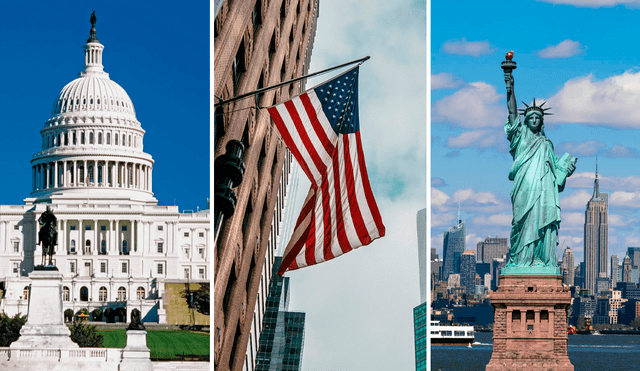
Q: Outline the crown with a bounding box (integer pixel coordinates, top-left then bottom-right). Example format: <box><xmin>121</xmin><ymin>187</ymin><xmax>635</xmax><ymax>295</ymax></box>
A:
<box><xmin>518</xmin><ymin>98</ymin><xmax>552</xmax><ymax>116</ymax></box>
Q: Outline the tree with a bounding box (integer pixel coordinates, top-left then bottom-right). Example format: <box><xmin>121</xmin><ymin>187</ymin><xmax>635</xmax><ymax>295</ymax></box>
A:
<box><xmin>103</xmin><ymin>308</ymin><xmax>114</xmax><ymax>323</ymax></box>
<box><xmin>631</xmin><ymin>316</ymin><xmax>640</xmax><ymax>329</ymax></box>
<box><xmin>91</xmin><ymin>308</ymin><xmax>103</xmax><ymax>322</ymax></box>
<box><xmin>0</xmin><ymin>313</ymin><xmax>27</xmax><ymax>346</ymax></box>
<box><xmin>69</xmin><ymin>322</ymin><xmax>103</xmax><ymax>347</ymax></box>
<box><xmin>183</xmin><ymin>282</ymin><xmax>210</xmax><ymax>316</ymax></box>
<box><xmin>64</xmin><ymin>309</ymin><xmax>74</xmax><ymax>323</ymax></box>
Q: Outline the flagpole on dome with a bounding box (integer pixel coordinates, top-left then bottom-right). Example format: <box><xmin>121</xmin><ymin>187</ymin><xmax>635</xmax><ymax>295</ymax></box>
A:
<box><xmin>214</xmin><ymin>56</ymin><xmax>370</xmax><ymax>108</ymax></box>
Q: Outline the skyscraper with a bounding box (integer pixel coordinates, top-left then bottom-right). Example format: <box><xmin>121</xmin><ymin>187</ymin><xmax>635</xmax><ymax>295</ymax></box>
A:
<box><xmin>256</xmin><ymin>257</ymin><xmax>305</xmax><ymax>371</ymax></box>
<box><xmin>611</xmin><ymin>255</ymin><xmax>620</xmax><ymax>287</ymax></box>
<box><xmin>417</xmin><ymin>208</ymin><xmax>427</xmax><ymax>303</ymax></box>
<box><xmin>442</xmin><ymin>219</ymin><xmax>465</xmax><ymax>281</ymax></box>
<box><xmin>477</xmin><ymin>236</ymin><xmax>509</xmax><ymax>263</ymax></box>
<box><xmin>584</xmin><ymin>164</ymin><xmax>608</xmax><ymax>293</ymax></box>
<box><xmin>413</xmin><ymin>301</ymin><xmax>426</xmax><ymax>371</ymax></box>
<box><xmin>213</xmin><ymin>0</ymin><xmax>319</xmax><ymax>369</ymax></box>
<box><xmin>460</xmin><ymin>250</ymin><xmax>476</xmax><ymax>295</ymax></box>
<box><xmin>623</xmin><ymin>254</ymin><xmax>633</xmax><ymax>283</ymax></box>
<box><xmin>562</xmin><ymin>246</ymin><xmax>575</xmax><ymax>286</ymax></box>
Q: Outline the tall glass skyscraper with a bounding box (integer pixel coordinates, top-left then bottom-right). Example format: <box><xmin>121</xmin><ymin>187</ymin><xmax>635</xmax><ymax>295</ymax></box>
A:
<box><xmin>442</xmin><ymin>220</ymin><xmax>466</xmax><ymax>281</ymax></box>
<box><xmin>413</xmin><ymin>302</ymin><xmax>426</xmax><ymax>371</ymax></box>
<box><xmin>255</xmin><ymin>257</ymin><xmax>305</xmax><ymax>370</ymax></box>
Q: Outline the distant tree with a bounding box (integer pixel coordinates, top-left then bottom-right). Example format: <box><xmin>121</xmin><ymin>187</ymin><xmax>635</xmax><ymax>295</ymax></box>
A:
<box><xmin>0</xmin><ymin>313</ymin><xmax>27</xmax><ymax>346</ymax></box>
<box><xmin>64</xmin><ymin>309</ymin><xmax>74</xmax><ymax>323</ymax></box>
<box><xmin>182</xmin><ymin>282</ymin><xmax>210</xmax><ymax>316</ymax></box>
<box><xmin>577</xmin><ymin>315</ymin><xmax>586</xmax><ymax>330</ymax></box>
<box><xmin>69</xmin><ymin>322</ymin><xmax>103</xmax><ymax>347</ymax></box>
<box><xmin>91</xmin><ymin>308</ymin><xmax>103</xmax><ymax>322</ymax></box>
<box><xmin>103</xmin><ymin>308</ymin><xmax>114</xmax><ymax>323</ymax></box>
<box><xmin>631</xmin><ymin>317</ymin><xmax>640</xmax><ymax>329</ymax></box>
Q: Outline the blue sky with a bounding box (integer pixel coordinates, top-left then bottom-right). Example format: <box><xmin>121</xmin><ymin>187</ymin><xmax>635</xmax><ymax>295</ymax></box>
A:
<box><xmin>432</xmin><ymin>0</ymin><xmax>640</xmax><ymax>265</ymax></box>
<box><xmin>0</xmin><ymin>1</ymin><xmax>209</xmax><ymax>212</ymax></box>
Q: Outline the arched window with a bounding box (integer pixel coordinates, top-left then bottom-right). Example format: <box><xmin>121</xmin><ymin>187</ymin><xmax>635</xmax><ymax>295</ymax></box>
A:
<box><xmin>115</xmin><ymin>134</ymin><xmax>118</xmax><ymax>145</ymax></box>
<box><xmin>88</xmin><ymin>165</ymin><xmax>94</xmax><ymax>183</ymax></box>
<box><xmin>63</xmin><ymin>286</ymin><xmax>70</xmax><ymax>301</ymax></box>
<box><xmin>80</xmin><ymin>286</ymin><xmax>89</xmax><ymax>301</ymax></box>
<box><xmin>98</xmin><ymin>132</ymin><xmax>102</xmax><ymax>144</ymax></box>
<box><xmin>85</xmin><ymin>240</ymin><xmax>91</xmax><ymax>254</ymax></box>
<box><xmin>23</xmin><ymin>286</ymin><xmax>29</xmax><ymax>301</ymax></box>
<box><xmin>117</xmin><ymin>287</ymin><xmax>126</xmax><ymax>301</ymax></box>
<box><xmin>137</xmin><ymin>287</ymin><xmax>145</xmax><ymax>300</ymax></box>
<box><xmin>101</xmin><ymin>240</ymin><xmax>106</xmax><ymax>255</ymax></box>
<box><xmin>122</xmin><ymin>134</ymin><xmax>125</xmax><ymax>146</ymax></box>
<box><xmin>99</xmin><ymin>287</ymin><xmax>107</xmax><ymax>301</ymax></box>
<box><xmin>70</xmin><ymin>240</ymin><xmax>76</xmax><ymax>253</ymax></box>
<box><xmin>81</xmin><ymin>132</ymin><xmax>85</xmax><ymax>144</ymax></box>
<box><xmin>122</xmin><ymin>240</ymin><xmax>128</xmax><ymax>255</ymax></box>
<box><xmin>107</xmin><ymin>133</ymin><xmax>111</xmax><ymax>144</ymax></box>
<box><xmin>89</xmin><ymin>132</ymin><xmax>94</xmax><ymax>144</ymax></box>
<box><xmin>128</xmin><ymin>135</ymin><xmax>132</xmax><ymax>147</ymax></box>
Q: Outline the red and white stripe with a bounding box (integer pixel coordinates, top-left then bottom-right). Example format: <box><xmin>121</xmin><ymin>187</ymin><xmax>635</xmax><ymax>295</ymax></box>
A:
<box><xmin>268</xmin><ymin>90</ymin><xmax>385</xmax><ymax>275</ymax></box>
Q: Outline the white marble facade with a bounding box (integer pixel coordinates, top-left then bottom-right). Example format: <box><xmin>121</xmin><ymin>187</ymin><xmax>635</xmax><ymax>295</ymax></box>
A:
<box><xmin>0</xmin><ymin>22</ymin><xmax>209</xmax><ymax>324</ymax></box>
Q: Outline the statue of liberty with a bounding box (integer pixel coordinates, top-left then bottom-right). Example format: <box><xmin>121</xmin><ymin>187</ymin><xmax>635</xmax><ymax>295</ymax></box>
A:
<box><xmin>501</xmin><ymin>52</ymin><xmax>577</xmax><ymax>275</ymax></box>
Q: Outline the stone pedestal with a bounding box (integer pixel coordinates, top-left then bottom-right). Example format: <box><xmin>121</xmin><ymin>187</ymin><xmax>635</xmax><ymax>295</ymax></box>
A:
<box><xmin>10</xmin><ymin>270</ymin><xmax>78</xmax><ymax>349</ymax></box>
<box><xmin>486</xmin><ymin>275</ymin><xmax>574</xmax><ymax>371</ymax></box>
<box><xmin>119</xmin><ymin>330</ymin><xmax>152</xmax><ymax>371</ymax></box>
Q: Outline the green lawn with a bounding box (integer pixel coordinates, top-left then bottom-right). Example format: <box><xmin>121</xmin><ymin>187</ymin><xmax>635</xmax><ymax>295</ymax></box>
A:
<box><xmin>99</xmin><ymin>330</ymin><xmax>209</xmax><ymax>359</ymax></box>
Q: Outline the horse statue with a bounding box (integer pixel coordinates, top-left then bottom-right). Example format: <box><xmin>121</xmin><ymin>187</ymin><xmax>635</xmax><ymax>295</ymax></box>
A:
<box><xmin>38</xmin><ymin>206</ymin><xmax>58</xmax><ymax>266</ymax></box>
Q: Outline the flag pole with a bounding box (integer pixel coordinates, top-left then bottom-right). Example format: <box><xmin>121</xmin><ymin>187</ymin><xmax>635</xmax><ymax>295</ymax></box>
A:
<box><xmin>214</xmin><ymin>56</ymin><xmax>370</xmax><ymax>108</ymax></box>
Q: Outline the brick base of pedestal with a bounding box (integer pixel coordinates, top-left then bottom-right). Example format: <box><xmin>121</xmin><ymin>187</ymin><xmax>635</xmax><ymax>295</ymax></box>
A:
<box><xmin>486</xmin><ymin>275</ymin><xmax>574</xmax><ymax>371</ymax></box>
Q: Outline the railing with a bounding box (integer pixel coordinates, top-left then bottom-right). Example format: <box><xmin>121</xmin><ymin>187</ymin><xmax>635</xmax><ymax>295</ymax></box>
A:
<box><xmin>0</xmin><ymin>347</ymin><xmax>120</xmax><ymax>362</ymax></box>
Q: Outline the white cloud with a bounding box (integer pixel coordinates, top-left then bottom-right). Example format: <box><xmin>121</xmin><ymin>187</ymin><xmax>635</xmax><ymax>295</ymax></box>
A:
<box><xmin>431</xmin><ymin>72</ymin><xmax>464</xmax><ymax>90</ymax></box>
<box><xmin>431</xmin><ymin>212</ymin><xmax>455</xmax><ymax>228</ymax></box>
<box><xmin>602</xmin><ymin>145</ymin><xmax>640</xmax><ymax>158</ymax></box>
<box><xmin>466</xmin><ymin>233</ymin><xmax>483</xmax><ymax>250</ymax></box>
<box><xmin>431</xmin><ymin>187</ymin><xmax>450</xmax><ymax>208</ymax></box>
<box><xmin>472</xmin><ymin>213</ymin><xmax>512</xmax><ymax>226</ymax></box>
<box><xmin>609</xmin><ymin>214</ymin><xmax>638</xmax><ymax>227</ymax></box>
<box><xmin>537</xmin><ymin>0</ymin><xmax>640</xmax><ymax>8</ymax></box>
<box><xmin>442</xmin><ymin>37</ymin><xmax>495</xmax><ymax>57</ymax></box>
<box><xmin>538</xmin><ymin>39</ymin><xmax>585</xmax><ymax>58</ymax></box>
<box><xmin>560</xmin><ymin>212</ymin><xmax>585</xmax><ymax>229</ymax></box>
<box><xmin>610</xmin><ymin>191</ymin><xmax>640</xmax><ymax>208</ymax></box>
<box><xmin>432</xmin><ymin>82</ymin><xmax>506</xmax><ymax>128</ymax></box>
<box><xmin>557</xmin><ymin>140</ymin><xmax>606</xmax><ymax>157</ymax></box>
<box><xmin>560</xmin><ymin>189</ymin><xmax>593</xmax><ymax>210</ymax></box>
<box><xmin>446</xmin><ymin>129</ymin><xmax>507</xmax><ymax>151</ymax></box>
<box><xmin>548</xmin><ymin>70</ymin><xmax>640</xmax><ymax>127</ymax></box>
<box><xmin>432</xmin><ymin>188</ymin><xmax>510</xmax><ymax>214</ymax></box>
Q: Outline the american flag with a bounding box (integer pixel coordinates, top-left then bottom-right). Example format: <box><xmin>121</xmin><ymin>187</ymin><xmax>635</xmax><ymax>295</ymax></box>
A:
<box><xmin>268</xmin><ymin>66</ymin><xmax>385</xmax><ymax>275</ymax></box>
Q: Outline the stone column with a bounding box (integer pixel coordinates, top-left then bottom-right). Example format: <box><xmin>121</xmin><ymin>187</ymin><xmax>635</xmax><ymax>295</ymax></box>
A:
<box><xmin>54</xmin><ymin>162</ymin><xmax>59</xmax><ymax>188</ymax></box>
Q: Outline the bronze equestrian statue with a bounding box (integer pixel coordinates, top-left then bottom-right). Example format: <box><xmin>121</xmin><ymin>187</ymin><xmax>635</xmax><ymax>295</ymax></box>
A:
<box><xmin>38</xmin><ymin>206</ymin><xmax>58</xmax><ymax>266</ymax></box>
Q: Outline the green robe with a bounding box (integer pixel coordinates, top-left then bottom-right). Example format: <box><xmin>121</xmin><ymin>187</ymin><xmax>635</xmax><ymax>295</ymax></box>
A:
<box><xmin>505</xmin><ymin>115</ymin><xmax>569</xmax><ymax>268</ymax></box>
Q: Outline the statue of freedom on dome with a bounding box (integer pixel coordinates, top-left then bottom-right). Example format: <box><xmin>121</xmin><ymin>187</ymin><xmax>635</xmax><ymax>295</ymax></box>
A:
<box><xmin>501</xmin><ymin>52</ymin><xmax>577</xmax><ymax>275</ymax></box>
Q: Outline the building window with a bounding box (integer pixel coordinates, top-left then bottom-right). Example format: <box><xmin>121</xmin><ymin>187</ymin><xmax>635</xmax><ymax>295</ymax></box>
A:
<box><xmin>184</xmin><ymin>248</ymin><xmax>190</xmax><ymax>256</ymax></box>
<box><xmin>70</xmin><ymin>262</ymin><xmax>76</xmax><ymax>273</ymax></box>
<box><xmin>199</xmin><ymin>248</ymin><xmax>205</xmax><ymax>259</ymax></box>
<box><xmin>122</xmin><ymin>225</ymin><xmax>127</xmax><ymax>231</ymax></box>
<box><xmin>13</xmin><ymin>225</ymin><xmax>19</xmax><ymax>230</ymax></box>
<box><xmin>70</xmin><ymin>225</ymin><xmax>76</xmax><ymax>230</ymax></box>
<box><xmin>199</xmin><ymin>232</ymin><xmax>204</xmax><ymax>238</ymax></box>
<box><xmin>106</xmin><ymin>133</ymin><xmax>110</xmax><ymax>144</ymax></box>
<box><xmin>12</xmin><ymin>262</ymin><xmax>19</xmax><ymax>274</ymax></box>
<box><xmin>100</xmin><ymin>262</ymin><xmax>106</xmax><ymax>273</ymax></box>
<box><xmin>137</xmin><ymin>287</ymin><xmax>145</xmax><ymax>300</ymax></box>
<box><xmin>184</xmin><ymin>268</ymin><xmax>190</xmax><ymax>279</ymax></box>
<box><xmin>89</xmin><ymin>132</ymin><xmax>94</xmax><ymax>144</ymax></box>
<box><xmin>85</xmin><ymin>225</ymin><xmax>91</xmax><ymax>230</ymax></box>
<box><xmin>63</xmin><ymin>286</ymin><xmax>70</xmax><ymax>301</ymax></box>
<box><xmin>115</xmin><ymin>134</ymin><xmax>118</xmax><ymax>145</ymax></box>
<box><xmin>99</xmin><ymin>287</ymin><xmax>107</xmax><ymax>301</ymax></box>
<box><xmin>84</xmin><ymin>262</ymin><xmax>91</xmax><ymax>276</ymax></box>
<box><xmin>23</xmin><ymin>286</ymin><xmax>29</xmax><ymax>301</ymax></box>
<box><xmin>184</xmin><ymin>232</ymin><xmax>189</xmax><ymax>237</ymax></box>
<box><xmin>100</xmin><ymin>240</ymin><xmax>106</xmax><ymax>254</ymax></box>
<box><xmin>101</xmin><ymin>225</ymin><xmax>106</xmax><ymax>231</ymax></box>
<box><xmin>122</xmin><ymin>240</ymin><xmax>128</xmax><ymax>255</ymax></box>
<box><xmin>157</xmin><ymin>264</ymin><xmax>163</xmax><ymax>275</ymax></box>
<box><xmin>80</xmin><ymin>286</ymin><xmax>89</xmax><ymax>301</ymax></box>
<box><xmin>81</xmin><ymin>132</ymin><xmax>85</xmax><ymax>144</ymax></box>
<box><xmin>98</xmin><ymin>132</ymin><xmax>102</xmax><ymax>144</ymax></box>
<box><xmin>13</xmin><ymin>242</ymin><xmax>19</xmax><ymax>253</ymax></box>
<box><xmin>85</xmin><ymin>240</ymin><xmax>91</xmax><ymax>254</ymax></box>
<box><xmin>70</xmin><ymin>240</ymin><xmax>76</xmax><ymax>253</ymax></box>
<box><xmin>199</xmin><ymin>268</ymin><xmax>205</xmax><ymax>279</ymax></box>
<box><xmin>117</xmin><ymin>287</ymin><xmax>126</xmax><ymax>301</ymax></box>
<box><xmin>157</xmin><ymin>242</ymin><xmax>163</xmax><ymax>254</ymax></box>
<box><xmin>157</xmin><ymin>225</ymin><xmax>163</xmax><ymax>231</ymax></box>
<box><xmin>121</xmin><ymin>262</ymin><xmax>128</xmax><ymax>274</ymax></box>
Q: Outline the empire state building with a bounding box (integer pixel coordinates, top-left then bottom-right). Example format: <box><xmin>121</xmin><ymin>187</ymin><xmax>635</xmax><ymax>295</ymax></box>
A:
<box><xmin>584</xmin><ymin>164</ymin><xmax>608</xmax><ymax>293</ymax></box>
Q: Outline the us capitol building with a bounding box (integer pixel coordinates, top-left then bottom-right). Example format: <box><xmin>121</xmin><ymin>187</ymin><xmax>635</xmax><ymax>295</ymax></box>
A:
<box><xmin>0</xmin><ymin>17</ymin><xmax>209</xmax><ymax>324</ymax></box>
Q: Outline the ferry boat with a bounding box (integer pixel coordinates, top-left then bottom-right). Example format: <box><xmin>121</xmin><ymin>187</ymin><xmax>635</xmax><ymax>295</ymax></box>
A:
<box><xmin>429</xmin><ymin>321</ymin><xmax>475</xmax><ymax>345</ymax></box>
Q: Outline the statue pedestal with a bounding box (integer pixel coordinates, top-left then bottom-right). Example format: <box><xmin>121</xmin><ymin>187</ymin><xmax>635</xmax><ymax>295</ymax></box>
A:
<box><xmin>10</xmin><ymin>270</ymin><xmax>78</xmax><ymax>349</ymax></box>
<box><xmin>119</xmin><ymin>330</ymin><xmax>152</xmax><ymax>371</ymax></box>
<box><xmin>486</xmin><ymin>275</ymin><xmax>574</xmax><ymax>371</ymax></box>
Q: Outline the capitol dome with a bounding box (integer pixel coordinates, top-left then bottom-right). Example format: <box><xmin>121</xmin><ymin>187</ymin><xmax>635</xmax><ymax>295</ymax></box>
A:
<box><xmin>30</xmin><ymin>16</ymin><xmax>156</xmax><ymax>205</ymax></box>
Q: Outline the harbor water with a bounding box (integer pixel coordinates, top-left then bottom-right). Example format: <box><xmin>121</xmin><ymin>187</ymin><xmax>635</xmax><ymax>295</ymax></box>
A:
<box><xmin>431</xmin><ymin>331</ymin><xmax>640</xmax><ymax>371</ymax></box>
